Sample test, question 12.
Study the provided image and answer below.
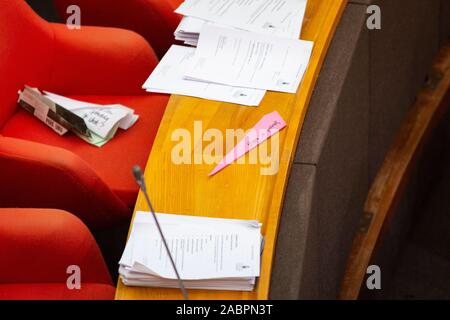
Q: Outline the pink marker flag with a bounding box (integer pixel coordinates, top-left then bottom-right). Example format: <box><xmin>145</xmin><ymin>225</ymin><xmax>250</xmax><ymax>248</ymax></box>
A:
<box><xmin>209</xmin><ymin>111</ymin><xmax>287</xmax><ymax>177</ymax></box>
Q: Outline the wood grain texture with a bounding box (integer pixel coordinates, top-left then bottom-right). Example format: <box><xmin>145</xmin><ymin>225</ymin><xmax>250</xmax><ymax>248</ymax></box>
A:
<box><xmin>340</xmin><ymin>43</ymin><xmax>450</xmax><ymax>300</ymax></box>
<box><xmin>115</xmin><ymin>0</ymin><xmax>347</xmax><ymax>300</ymax></box>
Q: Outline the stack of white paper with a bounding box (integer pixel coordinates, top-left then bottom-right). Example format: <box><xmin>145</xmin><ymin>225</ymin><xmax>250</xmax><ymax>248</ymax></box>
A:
<box><xmin>44</xmin><ymin>92</ymin><xmax>138</xmax><ymax>147</ymax></box>
<box><xmin>144</xmin><ymin>0</ymin><xmax>312</xmax><ymax>106</ymax></box>
<box><xmin>185</xmin><ymin>25</ymin><xmax>314</xmax><ymax>94</ymax></box>
<box><xmin>143</xmin><ymin>45</ymin><xmax>266</xmax><ymax>106</ymax></box>
<box><xmin>174</xmin><ymin>16</ymin><xmax>206</xmax><ymax>46</ymax></box>
<box><xmin>119</xmin><ymin>212</ymin><xmax>263</xmax><ymax>291</ymax></box>
<box><xmin>174</xmin><ymin>0</ymin><xmax>308</xmax><ymax>42</ymax></box>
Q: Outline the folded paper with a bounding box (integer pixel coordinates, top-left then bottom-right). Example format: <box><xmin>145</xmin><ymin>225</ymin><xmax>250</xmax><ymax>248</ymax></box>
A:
<box><xmin>209</xmin><ymin>111</ymin><xmax>287</xmax><ymax>176</ymax></box>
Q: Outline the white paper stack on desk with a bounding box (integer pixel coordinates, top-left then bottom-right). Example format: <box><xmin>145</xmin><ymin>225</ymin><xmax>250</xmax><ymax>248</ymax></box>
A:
<box><xmin>144</xmin><ymin>0</ymin><xmax>312</xmax><ymax>106</ymax></box>
<box><xmin>119</xmin><ymin>212</ymin><xmax>263</xmax><ymax>291</ymax></box>
<box><xmin>142</xmin><ymin>45</ymin><xmax>266</xmax><ymax>106</ymax></box>
<box><xmin>174</xmin><ymin>0</ymin><xmax>308</xmax><ymax>42</ymax></box>
<box><xmin>174</xmin><ymin>16</ymin><xmax>205</xmax><ymax>46</ymax></box>
<box><xmin>185</xmin><ymin>25</ymin><xmax>314</xmax><ymax>94</ymax></box>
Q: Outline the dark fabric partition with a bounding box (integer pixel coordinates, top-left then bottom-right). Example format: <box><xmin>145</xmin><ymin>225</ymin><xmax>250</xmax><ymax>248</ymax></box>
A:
<box><xmin>272</xmin><ymin>3</ymin><xmax>369</xmax><ymax>299</ymax></box>
<box><xmin>272</xmin><ymin>0</ymin><xmax>445</xmax><ymax>299</ymax></box>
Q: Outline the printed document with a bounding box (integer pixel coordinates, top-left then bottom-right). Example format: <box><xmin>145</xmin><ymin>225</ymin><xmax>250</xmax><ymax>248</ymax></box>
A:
<box><xmin>143</xmin><ymin>45</ymin><xmax>266</xmax><ymax>106</ymax></box>
<box><xmin>176</xmin><ymin>0</ymin><xmax>307</xmax><ymax>39</ymax></box>
<box><xmin>119</xmin><ymin>212</ymin><xmax>263</xmax><ymax>291</ymax></box>
<box><xmin>44</xmin><ymin>92</ymin><xmax>138</xmax><ymax>135</ymax></box>
<box><xmin>185</xmin><ymin>25</ymin><xmax>314</xmax><ymax>93</ymax></box>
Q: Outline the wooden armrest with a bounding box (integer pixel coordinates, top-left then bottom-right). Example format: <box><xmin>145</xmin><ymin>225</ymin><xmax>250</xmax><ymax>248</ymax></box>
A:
<box><xmin>339</xmin><ymin>42</ymin><xmax>450</xmax><ymax>300</ymax></box>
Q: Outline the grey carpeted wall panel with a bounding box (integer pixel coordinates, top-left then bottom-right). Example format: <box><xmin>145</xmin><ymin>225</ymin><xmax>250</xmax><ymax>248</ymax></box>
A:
<box><xmin>272</xmin><ymin>3</ymin><xmax>370</xmax><ymax>299</ymax></box>
<box><xmin>295</xmin><ymin>2</ymin><xmax>368</xmax><ymax>164</ymax></box>
<box><xmin>305</xmin><ymin>8</ymin><xmax>369</xmax><ymax>298</ymax></box>
<box><xmin>300</xmin><ymin>0</ymin><xmax>441</xmax><ymax>180</ymax></box>
<box><xmin>269</xmin><ymin>164</ymin><xmax>317</xmax><ymax>299</ymax></box>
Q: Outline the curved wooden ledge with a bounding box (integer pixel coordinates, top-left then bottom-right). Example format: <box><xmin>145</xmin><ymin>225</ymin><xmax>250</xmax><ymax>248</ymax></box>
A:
<box><xmin>340</xmin><ymin>43</ymin><xmax>450</xmax><ymax>300</ymax></box>
<box><xmin>115</xmin><ymin>0</ymin><xmax>347</xmax><ymax>300</ymax></box>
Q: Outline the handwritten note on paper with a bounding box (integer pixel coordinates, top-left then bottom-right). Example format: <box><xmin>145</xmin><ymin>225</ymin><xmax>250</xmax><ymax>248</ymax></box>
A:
<box><xmin>43</xmin><ymin>92</ymin><xmax>134</xmax><ymax>139</ymax></box>
<box><xmin>209</xmin><ymin>111</ymin><xmax>287</xmax><ymax>177</ymax></box>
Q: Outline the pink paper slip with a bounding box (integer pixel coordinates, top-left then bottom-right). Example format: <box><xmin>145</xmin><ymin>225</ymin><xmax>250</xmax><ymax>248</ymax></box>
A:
<box><xmin>209</xmin><ymin>111</ymin><xmax>287</xmax><ymax>177</ymax></box>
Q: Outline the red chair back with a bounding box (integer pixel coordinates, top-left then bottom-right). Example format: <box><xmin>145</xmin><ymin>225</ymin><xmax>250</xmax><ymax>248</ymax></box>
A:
<box><xmin>0</xmin><ymin>1</ymin><xmax>53</xmax><ymax>128</ymax></box>
<box><xmin>53</xmin><ymin>0</ymin><xmax>183</xmax><ymax>58</ymax></box>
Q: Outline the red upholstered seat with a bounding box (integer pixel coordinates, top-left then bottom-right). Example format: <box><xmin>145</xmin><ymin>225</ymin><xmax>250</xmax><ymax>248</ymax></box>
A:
<box><xmin>1</xmin><ymin>94</ymin><xmax>168</xmax><ymax>206</ymax></box>
<box><xmin>0</xmin><ymin>1</ymin><xmax>168</xmax><ymax>230</ymax></box>
<box><xmin>0</xmin><ymin>283</ymin><xmax>115</xmax><ymax>300</ymax></box>
<box><xmin>53</xmin><ymin>0</ymin><xmax>184</xmax><ymax>58</ymax></box>
<box><xmin>0</xmin><ymin>209</ymin><xmax>115</xmax><ymax>300</ymax></box>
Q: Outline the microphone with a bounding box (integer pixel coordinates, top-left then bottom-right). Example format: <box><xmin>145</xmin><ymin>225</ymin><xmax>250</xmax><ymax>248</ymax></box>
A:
<box><xmin>132</xmin><ymin>165</ymin><xmax>189</xmax><ymax>300</ymax></box>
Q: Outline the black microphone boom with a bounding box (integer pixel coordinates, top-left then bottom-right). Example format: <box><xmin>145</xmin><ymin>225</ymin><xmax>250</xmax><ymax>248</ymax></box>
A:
<box><xmin>131</xmin><ymin>165</ymin><xmax>189</xmax><ymax>300</ymax></box>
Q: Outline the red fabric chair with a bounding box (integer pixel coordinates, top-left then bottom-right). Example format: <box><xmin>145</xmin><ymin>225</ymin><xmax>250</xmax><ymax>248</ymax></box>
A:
<box><xmin>0</xmin><ymin>1</ymin><xmax>169</xmax><ymax>230</ymax></box>
<box><xmin>0</xmin><ymin>208</ymin><xmax>115</xmax><ymax>300</ymax></box>
<box><xmin>53</xmin><ymin>0</ymin><xmax>184</xmax><ymax>58</ymax></box>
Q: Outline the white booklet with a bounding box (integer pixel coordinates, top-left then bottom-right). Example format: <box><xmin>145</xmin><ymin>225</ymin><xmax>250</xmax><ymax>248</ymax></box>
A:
<box><xmin>176</xmin><ymin>0</ymin><xmax>307</xmax><ymax>40</ymax></box>
<box><xmin>143</xmin><ymin>45</ymin><xmax>266</xmax><ymax>106</ymax></box>
<box><xmin>185</xmin><ymin>25</ymin><xmax>314</xmax><ymax>93</ymax></box>
<box><xmin>119</xmin><ymin>211</ymin><xmax>263</xmax><ymax>291</ymax></box>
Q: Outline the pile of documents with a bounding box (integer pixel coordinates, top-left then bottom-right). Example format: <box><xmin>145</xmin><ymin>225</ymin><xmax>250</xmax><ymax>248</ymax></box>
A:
<box><xmin>174</xmin><ymin>16</ymin><xmax>206</xmax><ymax>47</ymax></box>
<box><xmin>119</xmin><ymin>212</ymin><xmax>263</xmax><ymax>291</ymax></box>
<box><xmin>174</xmin><ymin>0</ymin><xmax>308</xmax><ymax>45</ymax></box>
<box><xmin>143</xmin><ymin>0</ymin><xmax>313</xmax><ymax>106</ymax></box>
<box><xmin>143</xmin><ymin>45</ymin><xmax>266</xmax><ymax>106</ymax></box>
<box><xmin>18</xmin><ymin>86</ymin><xmax>138</xmax><ymax>147</ymax></box>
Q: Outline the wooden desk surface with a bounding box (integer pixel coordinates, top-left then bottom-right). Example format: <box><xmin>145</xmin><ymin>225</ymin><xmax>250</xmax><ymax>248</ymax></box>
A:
<box><xmin>115</xmin><ymin>0</ymin><xmax>347</xmax><ymax>300</ymax></box>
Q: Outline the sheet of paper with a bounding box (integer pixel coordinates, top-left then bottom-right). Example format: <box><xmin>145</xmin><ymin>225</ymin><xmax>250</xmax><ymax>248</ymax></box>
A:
<box><xmin>176</xmin><ymin>0</ymin><xmax>307</xmax><ymax>39</ymax></box>
<box><xmin>175</xmin><ymin>16</ymin><xmax>206</xmax><ymax>36</ymax></box>
<box><xmin>174</xmin><ymin>16</ymin><xmax>234</xmax><ymax>46</ymax></box>
<box><xmin>119</xmin><ymin>212</ymin><xmax>262</xmax><ymax>280</ymax></box>
<box><xmin>143</xmin><ymin>45</ymin><xmax>266</xmax><ymax>106</ymax></box>
<box><xmin>209</xmin><ymin>111</ymin><xmax>287</xmax><ymax>176</ymax></box>
<box><xmin>133</xmin><ymin>212</ymin><xmax>261</xmax><ymax>229</ymax></box>
<box><xmin>185</xmin><ymin>25</ymin><xmax>313</xmax><ymax>93</ymax></box>
<box><xmin>44</xmin><ymin>92</ymin><xmax>136</xmax><ymax>139</ymax></box>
